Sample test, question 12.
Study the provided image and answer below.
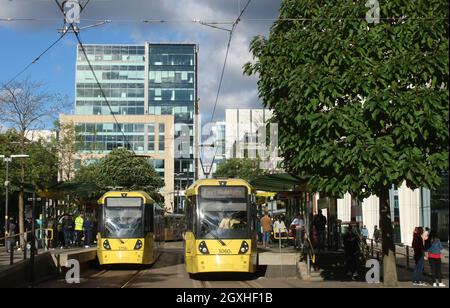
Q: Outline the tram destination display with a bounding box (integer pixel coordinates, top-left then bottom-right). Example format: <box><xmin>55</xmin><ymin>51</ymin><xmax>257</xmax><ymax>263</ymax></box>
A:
<box><xmin>199</xmin><ymin>186</ymin><xmax>247</xmax><ymax>199</ymax></box>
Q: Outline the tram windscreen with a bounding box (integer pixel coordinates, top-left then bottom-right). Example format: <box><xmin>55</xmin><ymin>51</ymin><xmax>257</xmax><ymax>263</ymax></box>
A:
<box><xmin>197</xmin><ymin>186</ymin><xmax>249</xmax><ymax>239</ymax></box>
<box><xmin>104</xmin><ymin>198</ymin><xmax>143</xmax><ymax>238</ymax></box>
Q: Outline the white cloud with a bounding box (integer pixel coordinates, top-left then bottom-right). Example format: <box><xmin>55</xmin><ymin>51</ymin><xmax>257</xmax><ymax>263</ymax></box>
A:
<box><xmin>1</xmin><ymin>0</ymin><xmax>281</xmax><ymax>121</ymax></box>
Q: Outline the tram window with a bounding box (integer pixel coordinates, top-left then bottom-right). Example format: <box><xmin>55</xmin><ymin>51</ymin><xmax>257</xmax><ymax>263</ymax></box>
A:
<box><xmin>197</xmin><ymin>194</ymin><xmax>249</xmax><ymax>239</ymax></box>
<box><xmin>104</xmin><ymin>206</ymin><xmax>144</xmax><ymax>238</ymax></box>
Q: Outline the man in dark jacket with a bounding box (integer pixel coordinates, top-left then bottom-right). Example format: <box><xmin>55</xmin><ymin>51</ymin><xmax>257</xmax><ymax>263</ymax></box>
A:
<box><xmin>83</xmin><ymin>216</ymin><xmax>94</xmax><ymax>248</ymax></box>
<box><xmin>313</xmin><ymin>209</ymin><xmax>327</xmax><ymax>252</ymax></box>
<box><xmin>62</xmin><ymin>215</ymin><xmax>73</xmax><ymax>248</ymax></box>
<box><xmin>343</xmin><ymin>225</ymin><xmax>360</xmax><ymax>279</ymax></box>
<box><xmin>412</xmin><ymin>227</ymin><xmax>426</xmax><ymax>285</ymax></box>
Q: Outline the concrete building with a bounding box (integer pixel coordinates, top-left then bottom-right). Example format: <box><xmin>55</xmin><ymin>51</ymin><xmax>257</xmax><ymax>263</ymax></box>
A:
<box><xmin>336</xmin><ymin>173</ymin><xmax>449</xmax><ymax>245</ymax></box>
<box><xmin>218</xmin><ymin>108</ymin><xmax>282</xmax><ymax>172</ymax></box>
<box><xmin>60</xmin><ymin>114</ymin><xmax>175</xmax><ymax>211</ymax></box>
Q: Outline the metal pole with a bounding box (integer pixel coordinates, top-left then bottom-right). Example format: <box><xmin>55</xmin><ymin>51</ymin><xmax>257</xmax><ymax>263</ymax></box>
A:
<box><xmin>406</xmin><ymin>245</ymin><xmax>409</xmax><ymax>269</ymax></box>
<box><xmin>4</xmin><ymin>158</ymin><xmax>10</xmax><ymax>243</ymax></box>
<box><xmin>30</xmin><ymin>192</ymin><xmax>36</xmax><ymax>286</ymax></box>
<box><xmin>10</xmin><ymin>240</ymin><xmax>14</xmax><ymax>265</ymax></box>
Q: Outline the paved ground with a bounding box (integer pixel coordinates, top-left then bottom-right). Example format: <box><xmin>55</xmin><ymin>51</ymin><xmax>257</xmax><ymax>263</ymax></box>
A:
<box><xmin>33</xmin><ymin>241</ymin><xmax>449</xmax><ymax>288</ymax></box>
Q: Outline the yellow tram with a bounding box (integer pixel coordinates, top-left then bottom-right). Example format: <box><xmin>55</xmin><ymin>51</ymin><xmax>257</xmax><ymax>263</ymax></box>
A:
<box><xmin>184</xmin><ymin>179</ymin><xmax>258</xmax><ymax>274</ymax></box>
<box><xmin>96</xmin><ymin>191</ymin><xmax>164</xmax><ymax>265</ymax></box>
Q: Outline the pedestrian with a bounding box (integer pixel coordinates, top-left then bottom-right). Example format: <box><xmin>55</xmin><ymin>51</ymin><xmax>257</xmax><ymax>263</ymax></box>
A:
<box><xmin>256</xmin><ymin>215</ymin><xmax>262</xmax><ymax>243</ymax></box>
<box><xmin>74</xmin><ymin>213</ymin><xmax>84</xmax><ymax>247</ymax></box>
<box><xmin>25</xmin><ymin>217</ymin><xmax>32</xmax><ymax>245</ymax></box>
<box><xmin>361</xmin><ymin>225</ymin><xmax>369</xmax><ymax>244</ymax></box>
<box><xmin>343</xmin><ymin>225</ymin><xmax>360</xmax><ymax>279</ymax></box>
<box><xmin>426</xmin><ymin>230</ymin><xmax>446</xmax><ymax>287</ymax></box>
<box><xmin>62</xmin><ymin>215</ymin><xmax>72</xmax><ymax>248</ymax></box>
<box><xmin>373</xmin><ymin>225</ymin><xmax>381</xmax><ymax>245</ymax></box>
<box><xmin>412</xmin><ymin>227</ymin><xmax>426</xmax><ymax>286</ymax></box>
<box><xmin>273</xmin><ymin>216</ymin><xmax>288</xmax><ymax>247</ymax></box>
<box><xmin>83</xmin><ymin>215</ymin><xmax>94</xmax><ymax>248</ymax></box>
<box><xmin>422</xmin><ymin>227</ymin><xmax>430</xmax><ymax>246</ymax></box>
<box><xmin>313</xmin><ymin>209</ymin><xmax>327</xmax><ymax>252</ymax></box>
<box><xmin>260</xmin><ymin>212</ymin><xmax>272</xmax><ymax>248</ymax></box>
<box><xmin>6</xmin><ymin>217</ymin><xmax>16</xmax><ymax>252</ymax></box>
<box><xmin>290</xmin><ymin>213</ymin><xmax>305</xmax><ymax>249</ymax></box>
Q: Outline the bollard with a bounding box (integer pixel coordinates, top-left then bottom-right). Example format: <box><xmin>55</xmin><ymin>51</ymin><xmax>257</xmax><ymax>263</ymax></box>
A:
<box><xmin>371</xmin><ymin>239</ymin><xmax>374</xmax><ymax>257</ymax></box>
<box><xmin>9</xmin><ymin>240</ymin><xmax>14</xmax><ymax>265</ymax></box>
<box><xmin>406</xmin><ymin>245</ymin><xmax>409</xmax><ymax>269</ymax></box>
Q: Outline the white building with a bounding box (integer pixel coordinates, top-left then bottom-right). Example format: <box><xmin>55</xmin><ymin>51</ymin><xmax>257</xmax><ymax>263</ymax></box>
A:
<box><xmin>336</xmin><ymin>175</ymin><xmax>449</xmax><ymax>245</ymax></box>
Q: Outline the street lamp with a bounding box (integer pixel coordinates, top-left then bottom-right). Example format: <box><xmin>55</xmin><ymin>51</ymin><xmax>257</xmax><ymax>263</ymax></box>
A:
<box><xmin>0</xmin><ymin>154</ymin><xmax>29</xmax><ymax>241</ymax></box>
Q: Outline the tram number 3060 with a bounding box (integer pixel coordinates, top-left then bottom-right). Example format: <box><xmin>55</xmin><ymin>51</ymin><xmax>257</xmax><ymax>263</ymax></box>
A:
<box><xmin>218</xmin><ymin>249</ymin><xmax>232</xmax><ymax>254</ymax></box>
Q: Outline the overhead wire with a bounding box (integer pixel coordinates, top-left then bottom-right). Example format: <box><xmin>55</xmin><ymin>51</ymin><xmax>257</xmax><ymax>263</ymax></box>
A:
<box><xmin>53</xmin><ymin>0</ymin><xmax>135</xmax><ymax>152</ymax></box>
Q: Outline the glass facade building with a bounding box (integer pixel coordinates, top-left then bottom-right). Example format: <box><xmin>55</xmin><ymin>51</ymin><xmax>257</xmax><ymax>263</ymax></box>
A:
<box><xmin>72</xmin><ymin>43</ymin><xmax>198</xmax><ymax>194</ymax></box>
<box><xmin>148</xmin><ymin>45</ymin><xmax>197</xmax><ymax>190</ymax></box>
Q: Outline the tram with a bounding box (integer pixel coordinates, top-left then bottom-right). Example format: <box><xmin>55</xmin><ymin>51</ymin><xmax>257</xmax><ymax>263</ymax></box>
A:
<box><xmin>164</xmin><ymin>213</ymin><xmax>185</xmax><ymax>241</ymax></box>
<box><xmin>96</xmin><ymin>191</ymin><xmax>164</xmax><ymax>265</ymax></box>
<box><xmin>184</xmin><ymin>179</ymin><xmax>258</xmax><ymax>274</ymax></box>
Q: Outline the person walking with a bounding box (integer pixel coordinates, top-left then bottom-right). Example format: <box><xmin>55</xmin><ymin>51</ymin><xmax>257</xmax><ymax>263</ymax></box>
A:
<box><xmin>313</xmin><ymin>209</ymin><xmax>327</xmax><ymax>252</ymax></box>
<box><xmin>412</xmin><ymin>227</ymin><xmax>426</xmax><ymax>286</ymax></box>
<box><xmin>260</xmin><ymin>212</ymin><xmax>272</xmax><ymax>248</ymax></box>
<box><xmin>74</xmin><ymin>213</ymin><xmax>84</xmax><ymax>247</ymax></box>
<box><xmin>427</xmin><ymin>230</ymin><xmax>446</xmax><ymax>287</ymax></box>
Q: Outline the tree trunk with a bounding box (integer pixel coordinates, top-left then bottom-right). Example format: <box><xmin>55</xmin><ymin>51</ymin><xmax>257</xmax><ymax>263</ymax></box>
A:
<box><xmin>379</xmin><ymin>188</ymin><xmax>398</xmax><ymax>287</ymax></box>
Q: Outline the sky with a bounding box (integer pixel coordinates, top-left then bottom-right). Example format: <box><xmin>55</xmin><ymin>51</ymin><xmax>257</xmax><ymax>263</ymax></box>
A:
<box><xmin>0</xmin><ymin>0</ymin><xmax>282</xmax><ymax>129</ymax></box>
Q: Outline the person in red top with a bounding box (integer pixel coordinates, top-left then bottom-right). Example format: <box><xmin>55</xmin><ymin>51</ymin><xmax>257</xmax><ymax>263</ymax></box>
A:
<box><xmin>426</xmin><ymin>230</ymin><xmax>445</xmax><ymax>287</ymax></box>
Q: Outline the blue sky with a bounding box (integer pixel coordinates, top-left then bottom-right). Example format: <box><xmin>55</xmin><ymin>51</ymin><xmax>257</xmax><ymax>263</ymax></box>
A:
<box><xmin>0</xmin><ymin>0</ymin><xmax>281</xmax><ymax>129</ymax></box>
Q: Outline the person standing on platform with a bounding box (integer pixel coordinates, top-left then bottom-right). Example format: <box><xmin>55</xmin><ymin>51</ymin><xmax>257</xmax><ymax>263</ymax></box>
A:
<box><xmin>426</xmin><ymin>230</ymin><xmax>445</xmax><ymax>287</ymax></box>
<box><xmin>260</xmin><ymin>212</ymin><xmax>272</xmax><ymax>248</ymax></box>
<box><xmin>74</xmin><ymin>213</ymin><xmax>84</xmax><ymax>247</ymax></box>
<box><xmin>361</xmin><ymin>225</ymin><xmax>369</xmax><ymax>244</ymax></box>
<box><xmin>83</xmin><ymin>215</ymin><xmax>94</xmax><ymax>248</ymax></box>
<box><xmin>313</xmin><ymin>209</ymin><xmax>327</xmax><ymax>252</ymax></box>
<box><xmin>412</xmin><ymin>227</ymin><xmax>426</xmax><ymax>286</ymax></box>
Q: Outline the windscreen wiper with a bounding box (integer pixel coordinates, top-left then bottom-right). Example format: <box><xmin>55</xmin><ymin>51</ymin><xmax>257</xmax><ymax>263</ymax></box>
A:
<box><xmin>209</xmin><ymin>230</ymin><xmax>226</xmax><ymax>246</ymax></box>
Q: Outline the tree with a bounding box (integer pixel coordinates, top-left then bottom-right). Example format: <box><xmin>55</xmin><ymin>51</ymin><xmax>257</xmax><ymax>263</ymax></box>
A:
<box><xmin>244</xmin><ymin>0</ymin><xmax>448</xmax><ymax>286</ymax></box>
<box><xmin>73</xmin><ymin>148</ymin><xmax>163</xmax><ymax>194</ymax></box>
<box><xmin>0</xmin><ymin>78</ymin><xmax>68</xmax><ymax>245</ymax></box>
<box><xmin>0</xmin><ymin>130</ymin><xmax>58</xmax><ymax>224</ymax></box>
<box><xmin>52</xmin><ymin>121</ymin><xmax>80</xmax><ymax>182</ymax></box>
<box><xmin>213</xmin><ymin>158</ymin><xmax>264</xmax><ymax>183</ymax></box>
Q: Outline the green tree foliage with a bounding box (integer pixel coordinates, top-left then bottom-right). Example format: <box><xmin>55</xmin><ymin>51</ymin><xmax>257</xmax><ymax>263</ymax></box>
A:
<box><xmin>244</xmin><ymin>0</ymin><xmax>448</xmax><ymax>286</ymax></box>
<box><xmin>213</xmin><ymin>158</ymin><xmax>264</xmax><ymax>183</ymax></box>
<box><xmin>73</xmin><ymin>148</ymin><xmax>164</xmax><ymax>194</ymax></box>
<box><xmin>0</xmin><ymin>130</ymin><xmax>58</xmax><ymax>200</ymax></box>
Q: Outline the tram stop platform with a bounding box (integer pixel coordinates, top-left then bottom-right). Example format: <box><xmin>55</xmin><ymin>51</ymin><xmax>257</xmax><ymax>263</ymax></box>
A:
<box><xmin>50</xmin><ymin>246</ymin><xmax>97</xmax><ymax>270</ymax></box>
<box><xmin>0</xmin><ymin>246</ymin><xmax>97</xmax><ymax>287</ymax></box>
<box><xmin>257</xmin><ymin>244</ymin><xmax>302</xmax><ymax>278</ymax></box>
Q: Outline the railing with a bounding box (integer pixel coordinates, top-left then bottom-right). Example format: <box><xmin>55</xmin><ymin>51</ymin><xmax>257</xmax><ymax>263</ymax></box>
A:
<box><xmin>1</xmin><ymin>228</ymin><xmax>54</xmax><ymax>266</ymax></box>
<box><xmin>363</xmin><ymin>238</ymin><xmax>416</xmax><ymax>270</ymax></box>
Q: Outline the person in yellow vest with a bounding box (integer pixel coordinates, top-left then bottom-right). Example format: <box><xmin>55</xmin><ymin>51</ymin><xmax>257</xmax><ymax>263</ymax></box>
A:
<box><xmin>74</xmin><ymin>213</ymin><xmax>84</xmax><ymax>247</ymax></box>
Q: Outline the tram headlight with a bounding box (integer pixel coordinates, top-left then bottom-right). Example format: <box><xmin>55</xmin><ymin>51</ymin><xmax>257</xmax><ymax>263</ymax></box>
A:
<box><xmin>103</xmin><ymin>240</ymin><xmax>111</xmax><ymax>250</ymax></box>
<box><xmin>238</xmin><ymin>241</ymin><xmax>249</xmax><ymax>254</ymax></box>
<box><xmin>134</xmin><ymin>239</ymin><xmax>143</xmax><ymax>250</ymax></box>
<box><xmin>198</xmin><ymin>241</ymin><xmax>209</xmax><ymax>254</ymax></box>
